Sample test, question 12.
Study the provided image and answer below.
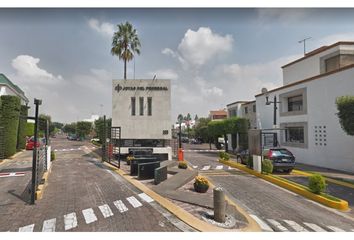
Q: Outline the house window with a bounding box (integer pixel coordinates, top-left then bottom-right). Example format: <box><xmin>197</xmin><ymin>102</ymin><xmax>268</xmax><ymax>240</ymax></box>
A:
<box><xmin>147</xmin><ymin>97</ymin><xmax>152</xmax><ymax>116</ymax></box>
<box><xmin>285</xmin><ymin>127</ymin><xmax>304</xmax><ymax>143</ymax></box>
<box><xmin>325</xmin><ymin>55</ymin><xmax>340</xmax><ymax>72</ymax></box>
<box><xmin>245</xmin><ymin>107</ymin><xmax>248</xmax><ymax>114</ymax></box>
<box><xmin>131</xmin><ymin>97</ymin><xmax>136</xmax><ymax>116</ymax></box>
<box><xmin>139</xmin><ymin>97</ymin><xmax>144</xmax><ymax>116</ymax></box>
<box><xmin>253</xmin><ymin>105</ymin><xmax>256</xmax><ymax>112</ymax></box>
<box><xmin>288</xmin><ymin>95</ymin><xmax>303</xmax><ymax>112</ymax></box>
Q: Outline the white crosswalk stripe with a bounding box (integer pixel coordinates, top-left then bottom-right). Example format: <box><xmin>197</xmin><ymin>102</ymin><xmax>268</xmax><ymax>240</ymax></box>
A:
<box><xmin>18</xmin><ymin>224</ymin><xmax>35</xmax><ymax>232</ymax></box>
<box><xmin>303</xmin><ymin>222</ymin><xmax>326</xmax><ymax>232</ymax></box>
<box><xmin>249</xmin><ymin>215</ymin><xmax>273</xmax><ymax>232</ymax></box>
<box><xmin>138</xmin><ymin>193</ymin><xmax>154</xmax><ymax>203</ymax></box>
<box><xmin>215</xmin><ymin>165</ymin><xmax>224</xmax><ymax>170</ymax></box>
<box><xmin>201</xmin><ymin>165</ymin><xmax>211</xmax><ymax>171</ymax></box>
<box><xmin>283</xmin><ymin>220</ymin><xmax>308</xmax><ymax>232</ymax></box>
<box><xmin>64</xmin><ymin>212</ymin><xmax>78</xmax><ymax>231</ymax></box>
<box><xmin>127</xmin><ymin>196</ymin><xmax>143</xmax><ymax>208</ymax></box>
<box><xmin>82</xmin><ymin>208</ymin><xmax>98</xmax><ymax>224</ymax></box>
<box><xmin>42</xmin><ymin>218</ymin><xmax>56</xmax><ymax>232</ymax></box>
<box><xmin>267</xmin><ymin>219</ymin><xmax>288</xmax><ymax>232</ymax></box>
<box><xmin>351</xmin><ymin>229</ymin><xmax>354</xmax><ymax>232</ymax></box>
<box><xmin>113</xmin><ymin>200</ymin><xmax>129</xmax><ymax>213</ymax></box>
<box><xmin>98</xmin><ymin>204</ymin><xmax>114</xmax><ymax>218</ymax></box>
<box><xmin>327</xmin><ymin>226</ymin><xmax>345</xmax><ymax>232</ymax></box>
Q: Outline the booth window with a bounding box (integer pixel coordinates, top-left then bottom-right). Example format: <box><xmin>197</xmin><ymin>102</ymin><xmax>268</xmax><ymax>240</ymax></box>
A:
<box><xmin>285</xmin><ymin>126</ymin><xmax>304</xmax><ymax>143</ymax></box>
<box><xmin>139</xmin><ymin>97</ymin><xmax>144</xmax><ymax>116</ymax></box>
<box><xmin>288</xmin><ymin>95</ymin><xmax>303</xmax><ymax>112</ymax></box>
<box><xmin>131</xmin><ymin>97</ymin><xmax>136</xmax><ymax>116</ymax></box>
<box><xmin>147</xmin><ymin>97</ymin><xmax>152</xmax><ymax>116</ymax></box>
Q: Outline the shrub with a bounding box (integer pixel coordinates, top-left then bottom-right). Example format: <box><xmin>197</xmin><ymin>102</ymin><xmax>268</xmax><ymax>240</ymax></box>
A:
<box><xmin>0</xmin><ymin>95</ymin><xmax>21</xmax><ymax>158</ymax></box>
<box><xmin>51</xmin><ymin>151</ymin><xmax>56</xmax><ymax>161</ymax></box>
<box><xmin>178</xmin><ymin>161</ymin><xmax>188</xmax><ymax>169</ymax></box>
<box><xmin>262</xmin><ymin>159</ymin><xmax>273</xmax><ymax>174</ymax></box>
<box><xmin>308</xmin><ymin>174</ymin><xmax>326</xmax><ymax>194</ymax></box>
<box><xmin>336</xmin><ymin>95</ymin><xmax>354</xmax><ymax>136</ymax></box>
<box><xmin>25</xmin><ymin>122</ymin><xmax>35</xmax><ymax>137</ymax></box>
<box><xmin>218</xmin><ymin>151</ymin><xmax>230</xmax><ymax>161</ymax></box>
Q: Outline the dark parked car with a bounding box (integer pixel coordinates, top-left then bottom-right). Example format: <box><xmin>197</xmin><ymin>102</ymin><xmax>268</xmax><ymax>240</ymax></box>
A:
<box><xmin>263</xmin><ymin>148</ymin><xmax>295</xmax><ymax>173</ymax></box>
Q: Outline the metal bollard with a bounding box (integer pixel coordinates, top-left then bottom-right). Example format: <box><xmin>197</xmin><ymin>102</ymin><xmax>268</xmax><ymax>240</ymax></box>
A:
<box><xmin>213</xmin><ymin>187</ymin><xmax>226</xmax><ymax>223</ymax></box>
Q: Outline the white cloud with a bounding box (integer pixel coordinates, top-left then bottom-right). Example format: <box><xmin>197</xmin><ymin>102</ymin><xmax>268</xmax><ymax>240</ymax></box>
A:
<box><xmin>148</xmin><ymin>69</ymin><xmax>179</xmax><ymax>80</ymax></box>
<box><xmin>88</xmin><ymin>18</ymin><xmax>114</xmax><ymax>37</ymax></box>
<box><xmin>161</xmin><ymin>48</ymin><xmax>176</xmax><ymax>57</ymax></box>
<box><xmin>257</xmin><ymin>9</ymin><xmax>309</xmax><ymax>24</ymax></box>
<box><xmin>177</xmin><ymin>27</ymin><xmax>233</xmax><ymax>67</ymax></box>
<box><xmin>11</xmin><ymin>55</ymin><xmax>63</xmax><ymax>85</ymax></box>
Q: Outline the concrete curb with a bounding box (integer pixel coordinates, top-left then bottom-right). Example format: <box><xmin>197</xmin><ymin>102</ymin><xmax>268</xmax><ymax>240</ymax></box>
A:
<box><xmin>0</xmin><ymin>150</ymin><xmax>26</xmax><ymax>166</ymax></box>
<box><xmin>35</xmin><ymin>166</ymin><xmax>52</xmax><ymax>200</ymax></box>
<box><xmin>293</xmin><ymin>169</ymin><xmax>354</xmax><ymax>190</ymax></box>
<box><xmin>102</xmin><ymin>160</ymin><xmax>261</xmax><ymax>232</ymax></box>
<box><xmin>220</xmin><ymin>160</ymin><xmax>349</xmax><ymax>211</ymax></box>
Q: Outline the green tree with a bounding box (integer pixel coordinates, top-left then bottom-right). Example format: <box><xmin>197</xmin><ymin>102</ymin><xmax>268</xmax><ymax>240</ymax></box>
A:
<box><xmin>336</xmin><ymin>95</ymin><xmax>354</xmax><ymax>136</ymax></box>
<box><xmin>111</xmin><ymin>22</ymin><xmax>141</xmax><ymax>79</ymax></box>
<box><xmin>184</xmin><ymin>113</ymin><xmax>192</xmax><ymax>139</ymax></box>
<box><xmin>194</xmin><ymin>117</ymin><xmax>213</xmax><ymax>149</ymax></box>
<box><xmin>63</xmin><ymin>122</ymin><xmax>77</xmax><ymax>134</ymax></box>
<box><xmin>194</xmin><ymin>114</ymin><xmax>199</xmax><ymax>121</ymax></box>
<box><xmin>25</xmin><ymin>122</ymin><xmax>35</xmax><ymax>136</ymax></box>
<box><xmin>208</xmin><ymin>120</ymin><xmax>228</xmax><ymax>150</ymax></box>
<box><xmin>17</xmin><ymin>105</ymin><xmax>29</xmax><ymax>150</ymax></box>
<box><xmin>76</xmin><ymin>121</ymin><xmax>92</xmax><ymax>139</ymax></box>
<box><xmin>52</xmin><ymin>122</ymin><xmax>64</xmax><ymax>130</ymax></box>
<box><xmin>94</xmin><ymin>117</ymin><xmax>112</xmax><ymax>143</ymax></box>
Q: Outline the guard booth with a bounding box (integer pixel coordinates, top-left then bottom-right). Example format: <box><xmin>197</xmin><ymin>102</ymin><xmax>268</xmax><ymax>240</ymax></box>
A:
<box><xmin>103</xmin><ymin>126</ymin><xmax>121</xmax><ymax>168</ymax></box>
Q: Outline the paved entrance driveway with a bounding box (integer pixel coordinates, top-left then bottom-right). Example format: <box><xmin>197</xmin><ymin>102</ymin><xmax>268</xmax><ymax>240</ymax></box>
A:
<box><xmin>0</xmin><ymin>136</ymin><xmax>183</xmax><ymax>232</ymax></box>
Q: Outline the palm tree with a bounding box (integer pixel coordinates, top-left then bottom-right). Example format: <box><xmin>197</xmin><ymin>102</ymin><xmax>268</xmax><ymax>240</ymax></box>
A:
<box><xmin>111</xmin><ymin>22</ymin><xmax>141</xmax><ymax>79</ymax></box>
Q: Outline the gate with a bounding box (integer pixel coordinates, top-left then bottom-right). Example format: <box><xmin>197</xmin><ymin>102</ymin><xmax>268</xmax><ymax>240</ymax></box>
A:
<box><xmin>0</xmin><ymin>127</ymin><xmax>4</xmax><ymax>160</ymax></box>
<box><xmin>35</xmin><ymin>146</ymin><xmax>46</xmax><ymax>189</ymax></box>
<box><xmin>104</xmin><ymin>126</ymin><xmax>121</xmax><ymax>168</ymax></box>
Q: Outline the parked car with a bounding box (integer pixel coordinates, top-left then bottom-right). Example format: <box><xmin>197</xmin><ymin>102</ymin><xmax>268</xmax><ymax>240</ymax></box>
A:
<box><xmin>263</xmin><ymin>147</ymin><xmax>295</xmax><ymax>173</ymax></box>
<box><xmin>190</xmin><ymin>138</ymin><xmax>202</xmax><ymax>144</ymax></box>
<box><xmin>25</xmin><ymin>136</ymin><xmax>41</xmax><ymax>150</ymax></box>
<box><xmin>67</xmin><ymin>134</ymin><xmax>78</xmax><ymax>141</ymax></box>
<box><xmin>237</xmin><ymin>147</ymin><xmax>295</xmax><ymax>173</ymax></box>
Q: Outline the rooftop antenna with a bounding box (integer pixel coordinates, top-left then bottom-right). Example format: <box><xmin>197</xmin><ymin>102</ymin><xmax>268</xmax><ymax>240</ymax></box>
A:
<box><xmin>153</xmin><ymin>75</ymin><xmax>156</xmax><ymax>80</ymax></box>
<box><xmin>298</xmin><ymin>37</ymin><xmax>312</xmax><ymax>56</ymax></box>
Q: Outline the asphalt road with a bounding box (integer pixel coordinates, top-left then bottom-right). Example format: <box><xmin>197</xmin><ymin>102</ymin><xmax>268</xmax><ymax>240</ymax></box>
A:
<box><xmin>0</xmin><ymin>135</ymin><xmax>185</xmax><ymax>232</ymax></box>
<box><xmin>184</xmin><ymin>143</ymin><xmax>354</xmax><ymax>232</ymax></box>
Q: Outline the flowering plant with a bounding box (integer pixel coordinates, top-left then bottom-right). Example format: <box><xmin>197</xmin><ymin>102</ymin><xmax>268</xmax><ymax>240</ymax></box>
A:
<box><xmin>194</xmin><ymin>176</ymin><xmax>209</xmax><ymax>187</ymax></box>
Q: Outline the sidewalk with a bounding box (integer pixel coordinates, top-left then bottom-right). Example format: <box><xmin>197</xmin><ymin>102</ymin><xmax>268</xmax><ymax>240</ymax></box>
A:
<box><xmin>295</xmin><ymin>163</ymin><xmax>354</xmax><ymax>183</ymax></box>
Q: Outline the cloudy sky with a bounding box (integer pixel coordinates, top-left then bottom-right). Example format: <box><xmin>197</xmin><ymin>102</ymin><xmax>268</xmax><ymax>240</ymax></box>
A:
<box><xmin>1</xmin><ymin>8</ymin><xmax>354</xmax><ymax>123</ymax></box>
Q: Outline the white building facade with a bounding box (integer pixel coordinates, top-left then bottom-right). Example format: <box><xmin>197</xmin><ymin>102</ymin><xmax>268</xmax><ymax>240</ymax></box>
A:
<box><xmin>0</xmin><ymin>73</ymin><xmax>28</xmax><ymax>105</ymax></box>
<box><xmin>256</xmin><ymin>42</ymin><xmax>354</xmax><ymax>173</ymax></box>
<box><xmin>112</xmin><ymin>79</ymin><xmax>172</xmax><ymax>160</ymax></box>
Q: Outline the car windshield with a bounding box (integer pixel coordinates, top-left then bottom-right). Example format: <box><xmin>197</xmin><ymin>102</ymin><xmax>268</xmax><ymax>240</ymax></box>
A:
<box><xmin>272</xmin><ymin>149</ymin><xmax>292</xmax><ymax>156</ymax></box>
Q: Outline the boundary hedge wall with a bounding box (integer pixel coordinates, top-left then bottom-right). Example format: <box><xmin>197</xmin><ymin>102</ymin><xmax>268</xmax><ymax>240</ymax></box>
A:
<box><xmin>17</xmin><ymin>105</ymin><xmax>29</xmax><ymax>150</ymax></box>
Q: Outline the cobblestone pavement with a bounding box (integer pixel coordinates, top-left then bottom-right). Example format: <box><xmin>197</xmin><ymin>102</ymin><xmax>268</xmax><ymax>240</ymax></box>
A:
<box><xmin>183</xmin><ymin>143</ymin><xmax>354</xmax><ymax>232</ymax></box>
<box><xmin>0</xmin><ymin>136</ymin><xmax>183</xmax><ymax>232</ymax></box>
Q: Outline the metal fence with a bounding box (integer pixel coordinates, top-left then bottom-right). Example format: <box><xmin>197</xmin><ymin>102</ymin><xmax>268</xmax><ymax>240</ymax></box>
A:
<box><xmin>0</xmin><ymin>127</ymin><xmax>4</xmax><ymax>160</ymax></box>
<box><xmin>36</xmin><ymin>146</ymin><xmax>46</xmax><ymax>189</ymax></box>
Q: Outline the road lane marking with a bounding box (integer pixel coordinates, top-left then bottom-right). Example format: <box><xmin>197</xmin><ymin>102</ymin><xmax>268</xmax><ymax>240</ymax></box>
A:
<box><xmin>82</xmin><ymin>208</ymin><xmax>97</xmax><ymax>224</ymax></box>
<box><xmin>19</xmin><ymin>224</ymin><xmax>35</xmax><ymax>232</ymax></box>
<box><xmin>327</xmin><ymin>226</ymin><xmax>345</xmax><ymax>232</ymax></box>
<box><xmin>215</xmin><ymin>165</ymin><xmax>223</xmax><ymax>170</ymax></box>
<box><xmin>249</xmin><ymin>214</ymin><xmax>273</xmax><ymax>232</ymax></box>
<box><xmin>283</xmin><ymin>220</ymin><xmax>308</xmax><ymax>232</ymax></box>
<box><xmin>192</xmin><ymin>165</ymin><xmax>198</xmax><ymax>169</ymax></box>
<box><xmin>138</xmin><ymin>193</ymin><xmax>154</xmax><ymax>203</ymax></box>
<box><xmin>303</xmin><ymin>222</ymin><xmax>326</xmax><ymax>232</ymax></box>
<box><xmin>98</xmin><ymin>204</ymin><xmax>114</xmax><ymax>218</ymax></box>
<box><xmin>201</xmin><ymin>165</ymin><xmax>211</xmax><ymax>171</ymax></box>
<box><xmin>126</xmin><ymin>196</ymin><xmax>143</xmax><ymax>208</ymax></box>
<box><xmin>64</xmin><ymin>212</ymin><xmax>78</xmax><ymax>231</ymax></box>
<box><xmin>0</xmin><ymin>172</ymin><xmax>25</xmax><ymax>178</ymax></box>
<box><xmin>113</xmin><ymin>200</ymin><xmax>129</xmax><ymax>213</ymax></box>
<box><xmin>42</xmin><ymin>218</ymin><xmax>56</xmax><ymax>232</ymax></box>
<box><xmin>267</xmin><ymin>219</ymin><xmax>288</xmax><ymax>232</ymax></box>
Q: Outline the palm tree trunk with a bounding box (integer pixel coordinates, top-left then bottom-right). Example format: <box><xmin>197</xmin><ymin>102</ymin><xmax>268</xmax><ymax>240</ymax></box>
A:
<box><xmin>124</xmin><ymin>59</ymin><xmax>127</xmax><ymax>79</ymax></box>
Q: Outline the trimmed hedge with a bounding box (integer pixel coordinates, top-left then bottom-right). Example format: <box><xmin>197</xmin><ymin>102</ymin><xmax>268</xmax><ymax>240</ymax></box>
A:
<box><xmin>0</xmin><ymin>95</ymin><xmax>21</xmax><ymax>158</ymax></box>
<box><xmin>25</xmin><ymin>122</ymin><xmax>35</xmax><ymax>136</ymax></box>
<box><xmin>17</xmin><ymin>105</ymin><xmax>28</xmax><ymax>150</ymax></box>
<box><xmin>262</xmin><ymin>159</ymin><xmax>273</xmax><ymax>174</ymax></box>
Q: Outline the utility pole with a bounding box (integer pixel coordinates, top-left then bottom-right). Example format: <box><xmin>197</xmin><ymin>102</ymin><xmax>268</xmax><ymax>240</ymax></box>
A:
<box><xmin>298</xmin><ymin>37</ymin><xmax>312</xmax><ymax>56</ymax></box>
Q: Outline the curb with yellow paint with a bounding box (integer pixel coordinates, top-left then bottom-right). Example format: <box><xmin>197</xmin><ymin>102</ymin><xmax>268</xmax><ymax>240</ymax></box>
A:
<box><xmin>35</xmin><ymin>166</ymin><xmax>52</xmax><ymax>200</ymax></box>
<box><xmin>101</xmin><ymin>158</ymin><xmax>261</xmax><ymax>232</ymax></box>
<box><xmin>0</xmin><ymin>150</ymin><xmax>26</xmax><ymax>166</ymax></box>
<box><xmin>219</xmin><ymin>159</ymin><xmax>349</xmax><ymax>211</ymax></box>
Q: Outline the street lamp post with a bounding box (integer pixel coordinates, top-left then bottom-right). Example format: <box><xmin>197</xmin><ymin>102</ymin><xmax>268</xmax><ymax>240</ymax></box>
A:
<box><xmin>265</xmin><ymin>94</ymin><xmax>281</xmax><ymax>147</ymax></box>
<box><xmin>177</xmin><ymin>114</ymin><xmax>184</xmax><ymax>161</ymax></box>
